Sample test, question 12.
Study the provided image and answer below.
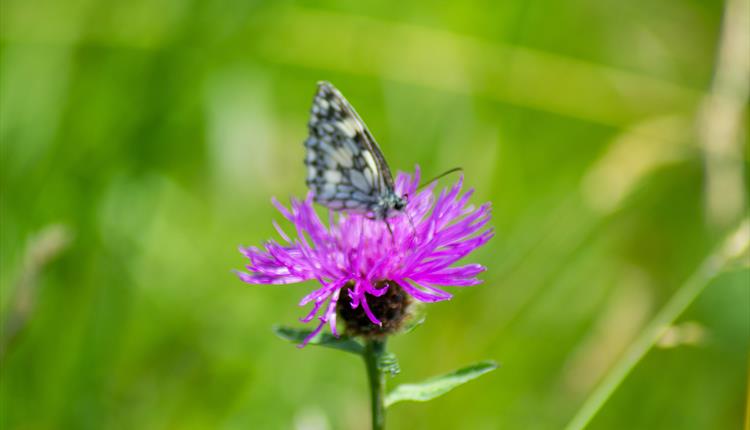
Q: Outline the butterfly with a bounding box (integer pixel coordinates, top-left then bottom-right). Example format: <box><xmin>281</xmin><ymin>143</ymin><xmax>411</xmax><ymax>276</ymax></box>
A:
<box><xmin>304</xmin><ymin>81</ymin><xmax>407</xmax><ymax>221</ymax></box>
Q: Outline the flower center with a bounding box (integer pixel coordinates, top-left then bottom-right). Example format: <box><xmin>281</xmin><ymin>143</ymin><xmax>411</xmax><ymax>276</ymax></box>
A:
<box><xmin>337</xmin><ymin>280</ymin><xmax>412</xmax><ymax>337</ymax></box>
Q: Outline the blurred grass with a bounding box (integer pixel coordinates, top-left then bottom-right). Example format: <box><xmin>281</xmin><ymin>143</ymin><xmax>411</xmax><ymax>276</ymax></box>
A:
<box><xmin>1</xmin><ymin>0</ymin><xmax>748</xmax><ymax>429</ymax></box>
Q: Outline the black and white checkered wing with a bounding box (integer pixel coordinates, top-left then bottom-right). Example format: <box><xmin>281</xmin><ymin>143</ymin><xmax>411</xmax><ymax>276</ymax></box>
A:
<box><xmin>304</xmin><ymin>81</ymin><xmax>395</xmax><ymax>213</ymax></box>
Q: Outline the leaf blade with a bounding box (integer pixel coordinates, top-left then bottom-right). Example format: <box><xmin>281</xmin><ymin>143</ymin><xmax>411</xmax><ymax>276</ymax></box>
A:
<box><xmin>272</xmin><ymin>326</ymin><xmax>364</xmax><ymax>355</ymax></box>
<box><xmin>385</xmin><ymin>360</ymin><xmax>498</xmax><ymax>407</ymax></box>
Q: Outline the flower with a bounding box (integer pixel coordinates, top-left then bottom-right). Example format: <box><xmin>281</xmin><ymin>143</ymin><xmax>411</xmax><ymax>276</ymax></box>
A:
<box><xmin>237</xmin><ymin>166</ymin><xmax>493</xmax><ymax>345</ymax></box>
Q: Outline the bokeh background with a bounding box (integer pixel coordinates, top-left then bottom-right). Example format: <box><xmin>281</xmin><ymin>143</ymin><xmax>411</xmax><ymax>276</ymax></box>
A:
<box><xmin>1</xmin><ymin>0</ymin><xmax>749</xmax><ymax>429</ymax></box>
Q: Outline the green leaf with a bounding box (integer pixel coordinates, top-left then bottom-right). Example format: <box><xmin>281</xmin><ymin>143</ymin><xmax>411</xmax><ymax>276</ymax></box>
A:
<box><xmin>378</xmin><ymin>351</ymin><xmax>400</xmax><ymax>376</ymax></box>
<box><xmin>273</xmin><ymin>326</ymin><xmax>364</xmax><ymax>355</ymax></box>
<box><xmin>385</xmin><ymin>360</ymin><xmax>499</xmax><ymax>407</ymax></box>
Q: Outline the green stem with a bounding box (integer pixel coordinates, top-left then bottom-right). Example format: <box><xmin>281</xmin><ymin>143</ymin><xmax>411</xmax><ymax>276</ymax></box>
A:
<box><xmin>364</xmin><ymin>338</ymin><xmax>386</xmax><ymax>430</ymax></box>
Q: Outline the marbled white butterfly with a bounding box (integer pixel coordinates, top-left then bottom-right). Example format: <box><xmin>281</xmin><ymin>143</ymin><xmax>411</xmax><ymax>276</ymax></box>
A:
<box><xmin>304</xmin><ymin>81</ymin><xmax>407</xmax><ymax>221</ymax></box>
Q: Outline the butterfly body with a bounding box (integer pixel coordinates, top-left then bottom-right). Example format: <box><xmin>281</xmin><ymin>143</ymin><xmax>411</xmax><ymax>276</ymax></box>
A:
<box><xmin>304</xmin><ymin>81</ymin><xmax>407</xmax><ymax>220</ymax></box>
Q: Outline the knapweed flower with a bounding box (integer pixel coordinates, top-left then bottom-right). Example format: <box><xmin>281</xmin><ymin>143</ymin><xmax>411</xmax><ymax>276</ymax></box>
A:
<box><xmin>237</xmin><ymin>167</ymin><xmax>492</xmax><ymax>345</ymax></box>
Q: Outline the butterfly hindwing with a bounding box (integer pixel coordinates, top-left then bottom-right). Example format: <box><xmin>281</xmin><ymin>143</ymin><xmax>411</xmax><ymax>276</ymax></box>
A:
<box><xmin>304</xmin><ymin>82</ymin><xmax>394</xmax><ymax>214</ymax></box>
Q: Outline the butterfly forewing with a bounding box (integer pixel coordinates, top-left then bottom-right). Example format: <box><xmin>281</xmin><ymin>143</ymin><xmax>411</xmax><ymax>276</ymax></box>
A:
<box><xmin>304</xmin><ymin>82</ymin><xmax>395</xmax><ymax>214</ymax></box>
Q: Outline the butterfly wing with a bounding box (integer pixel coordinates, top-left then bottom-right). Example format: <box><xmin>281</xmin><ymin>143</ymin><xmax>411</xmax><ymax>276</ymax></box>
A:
<box><xmin>304</xmin><ymin>81</ymin><xmax>395</xmax><ymax>213</ymax></box>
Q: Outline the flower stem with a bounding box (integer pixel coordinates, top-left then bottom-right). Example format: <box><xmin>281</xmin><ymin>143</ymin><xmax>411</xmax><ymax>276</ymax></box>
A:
<box><xmin>363</xmin><ymin>338</ymin><xmax>386</xmax><ymax>430</ymax></box>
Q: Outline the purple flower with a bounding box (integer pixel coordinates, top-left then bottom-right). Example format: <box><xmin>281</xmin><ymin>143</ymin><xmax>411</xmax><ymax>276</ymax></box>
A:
<box><xmin>237</xmin><ymin>167</ymin><xmax>493</xmax><ymax>345</ymax></box>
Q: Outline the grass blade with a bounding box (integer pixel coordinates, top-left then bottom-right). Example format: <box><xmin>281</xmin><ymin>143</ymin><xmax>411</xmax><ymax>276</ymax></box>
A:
<box><xmin>565</xmin><ymin>219</ymin><xmax>749</xmax><ymax>430</ymax></box>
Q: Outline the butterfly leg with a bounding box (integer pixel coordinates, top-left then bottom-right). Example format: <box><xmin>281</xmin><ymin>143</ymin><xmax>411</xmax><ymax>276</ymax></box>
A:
<box><xmin>383</xmin><ymin>219</ymin><xmax>396</xmax><ymax>246</ymax></box>
<box><xmin>364</xmin><ymin>213</ymin><xmax>396</xmax><ymax>246</ymax></box>
<box><xmin>405</xmin><ymin>210</ymin><xmax>417</xmax><ymax>238</ymax></box>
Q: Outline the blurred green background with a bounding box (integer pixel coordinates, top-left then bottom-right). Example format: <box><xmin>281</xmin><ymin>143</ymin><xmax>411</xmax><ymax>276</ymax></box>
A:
<box><xmin>1</xmin><ymin>0</ymin><xmax>748</xmax><ymax>429</ymax></box>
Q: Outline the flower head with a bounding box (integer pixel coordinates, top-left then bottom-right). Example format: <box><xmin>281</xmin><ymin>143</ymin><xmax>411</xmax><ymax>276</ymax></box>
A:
<box><xmin>237</xmin><ymin>167</ymin><xmax>492</xmax><ymax>345</ymax></box>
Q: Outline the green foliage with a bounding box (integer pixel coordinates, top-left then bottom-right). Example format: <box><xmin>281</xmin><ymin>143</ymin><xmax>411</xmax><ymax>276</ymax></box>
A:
<box><xmin>377</xmin><ymin>351</ymin><xmax>400</xmax><ymax>377</ymax></box>
<box><xmin>386</xmin><ymin>361</ymin><xmax>498</xmax><ymax>407</ymax></box>
<box><xmin>273</xmin><ymin>326</ymin><xmax>364</xmax><ymax>355</ymax></box>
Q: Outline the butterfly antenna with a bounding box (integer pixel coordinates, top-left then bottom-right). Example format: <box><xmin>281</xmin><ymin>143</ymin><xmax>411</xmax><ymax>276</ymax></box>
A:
<box><xmin>417</xmin><ymin>167</ymin><xmax>463</xmax><ymax>191</ymax></box>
